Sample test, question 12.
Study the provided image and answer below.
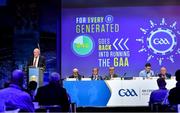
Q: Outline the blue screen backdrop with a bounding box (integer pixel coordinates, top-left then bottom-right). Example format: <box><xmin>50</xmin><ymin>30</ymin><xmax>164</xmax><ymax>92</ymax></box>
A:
<box><xmin>61</xmin><ymin>6</ymin><xmax>180</xmax><ymax>78</ymax></box>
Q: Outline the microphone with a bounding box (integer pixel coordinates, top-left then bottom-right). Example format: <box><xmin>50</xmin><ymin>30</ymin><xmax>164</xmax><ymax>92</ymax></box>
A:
<box><xmin>123</xmin><ymin>73</ymin><xmax>127</xmax><ymax>77</ymax></box>
<box><xmin>122</xmin><ymin>72</ymin><xmax>127</xmax><ymax>78</ymax></box>
<box><xmin>121</xmin><ymin>72</ymin><xmax>127</xmax><ymax>80</ymax></box>
<box><xmin>37</xmin><ymin>43</ymin><xmax>40</xmax><ymax>51</ymax></box>
<box><xmin>146</xmin><ymin>71</ymin><xmax>150</xmax><ymax>77</ymax></box>
<box><xmin>155</xmin><ymin>73</ymin><xmax>159</xmax><ymax>77</ymax></box>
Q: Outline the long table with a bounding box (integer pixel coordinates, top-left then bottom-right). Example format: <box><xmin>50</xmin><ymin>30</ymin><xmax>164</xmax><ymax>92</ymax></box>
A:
<box><xmin>63</xmin><ymin>78</ymin><xmax>176</xmax><ymax>107</ymax></box>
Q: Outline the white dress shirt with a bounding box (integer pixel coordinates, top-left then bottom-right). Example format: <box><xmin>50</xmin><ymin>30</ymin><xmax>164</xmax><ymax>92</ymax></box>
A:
<box><xmin>33</xmin><ymin>56</ymin><xmax>39</xmax><ymax>68</ymax></box>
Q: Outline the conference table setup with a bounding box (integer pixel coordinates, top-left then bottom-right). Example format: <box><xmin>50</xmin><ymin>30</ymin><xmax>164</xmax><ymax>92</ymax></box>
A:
<box><xmin>61</xmin><ymin>5</ymin><xmax>180</xmax><ymax>110</ymax></box>
<box><xmin>1</xmin><ymin>0</ymin><xmax>180</xmax><ymax>113</ymax></box>
<box><xmin>63</xmin><ymin>77</ymin><xmax>176</xmax><ymax>107</ymax></box>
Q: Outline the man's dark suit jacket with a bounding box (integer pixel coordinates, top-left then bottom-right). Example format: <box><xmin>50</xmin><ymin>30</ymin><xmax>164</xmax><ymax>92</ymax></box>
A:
<box><xmin>104</xmin><ymin>74</ymin><xmax>118</xmax><ymax>80</ymax></box>
<box><xmin>69</xmin><ymin>74</ymin><xmax>82</xmax><ymax>80</ymax></box>
<box><xmin>35</xmin><ymin>83</ymin><xmax>69</xmax><ymax>111</ymax></box>
<box><xmin>90</xmin><ymin>75</ymin><xmax>103</xmax><ymax>80</ymax></box>
<box><xmin>158</xmin><ymin>73</ymin><xmax>171</xmax><ymax>79</ymax></box>
<box><xmin>27</xmin><ymin>56</ymin><xmax>46</xmax><ymax>71</ymax></box>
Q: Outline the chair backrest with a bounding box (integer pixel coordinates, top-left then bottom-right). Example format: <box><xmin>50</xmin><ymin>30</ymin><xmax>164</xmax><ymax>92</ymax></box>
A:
<box><xmin>150</xmin><ymin>102</ymin><xmax>162</xmax><ymax>112</ymax></box>
<box><xmin>69</xmin><ymin>103</ymin><xmax>76</xmax><ymax>113</ymax></box>
<box><xmin>178</xmin><ymin>104</ymin><xmax>180</xmax><ymax>113</ymax></box>
<box><xmin>5</xmin><ymin>109</ymin><xmax>20</xmax><ymax>113</ymax></box>
<box><xmin>150</xmin><ymin>102</ymin><xmax>169</xmax><ymax>112</ymax></box>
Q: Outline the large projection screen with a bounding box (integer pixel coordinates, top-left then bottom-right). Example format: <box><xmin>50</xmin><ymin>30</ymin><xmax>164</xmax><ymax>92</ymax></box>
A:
<box><xmin>61</xmin><ymin>6</ymin><xmax>180</xmax><ymax>79</ymax></box>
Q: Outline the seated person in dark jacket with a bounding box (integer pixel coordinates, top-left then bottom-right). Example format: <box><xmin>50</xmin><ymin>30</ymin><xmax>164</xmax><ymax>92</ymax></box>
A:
<box><xmin>104</xmin><ymin>67</ymin><xmax>118</xmax><ymax>80</ymax></box>
<box><xmin>69</xmin><ymin>68</ymin><xmax>82</xmax><ymax>80</ymax></box>
<box><xmin>158</xmin><ymin>67</ymin><xmax>171</xmax><ymax>79</ymax></box>
<box><xmin>168</xmin><ymin>69</ymin><xmax>180</xmax><ymax>105</ymax></box>
<box><xmin>149</xmin><ymin>78</ymin><xmax>168</xmax><ymax>104</ymax></box>
<box><xmin>90</xmin><ymin>68</ymin><xmax>102</xmax><ymax>80</ymax></box>
<box><xmin>35</xmin><ymin>72</ymin><xmax>69</xmax><ymax>112</ymax></box>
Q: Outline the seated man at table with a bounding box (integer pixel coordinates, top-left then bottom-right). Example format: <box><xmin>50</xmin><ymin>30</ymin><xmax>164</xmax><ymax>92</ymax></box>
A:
<box><xmin>149</xmin><ymin>78</ymin><xmax>168</xmax><ymax>104</ymax></box>
<box><xmin>35</xmin><ymin>72</ymin><xmax>69</xmax><ymax>112</ymax></box>
<box><xmin>69</xmin><ymin>68</ymin><xmax>82</xmax><ymax>80</ymax></box>
<box><xmin>158</xmin><ymin>67</ymin><xmax>171</xmax><ymax>79</ymax></box>
<box><xmin>104</xmin><ymin>67</ymin><xmax>118</xmax><ymax>80</ymax></box>
<box><xmin>139</xmin><ymin>63</ymin><xmax>154</xmax><ymax>78</ymax></box>
<box><xmin>90</xmin><ymin>68</ymin><xmax>102</xmax><ymax>80</ymax></box>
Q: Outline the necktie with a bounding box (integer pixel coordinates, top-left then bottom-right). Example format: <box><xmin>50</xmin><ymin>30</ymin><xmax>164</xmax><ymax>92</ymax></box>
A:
<box><xmin>93</xmin><ymin>75</ymin><xmax>96</xmax><ymax>80</ymax></box>
<box><xmin>33</xmin><ymin>57</ymin><xmax>37</xmax><ymax>67</ymax></box>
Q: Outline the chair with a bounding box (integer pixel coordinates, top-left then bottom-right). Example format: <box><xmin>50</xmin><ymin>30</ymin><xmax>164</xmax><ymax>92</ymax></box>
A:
<box><xmin>69</xmin><ymin>103</ymin><xmax>76</xmax><ymax>113</ymax></box>
<box><xmin>150</xmin><ymin>102</ymin><xmax>161</xmax><ymax>112</ymax></box>
<box><xmin>178</xmin><ymin>104</ymin><xmax>180</xmax><ymax>113</ymax></box>
<box><xmin>67</xmin><ymin>93</ymin><xmax>77</xmax><ymax>113</ymax></box>
<box><xmin>149</xmin><ymin>102</ymin><xmax>169</xmax><ymax>112</ymax></box>
<box><xmin>5</xmin><ymin>109</ymin><xmax>20</xmax><ymax>113</ymax></box>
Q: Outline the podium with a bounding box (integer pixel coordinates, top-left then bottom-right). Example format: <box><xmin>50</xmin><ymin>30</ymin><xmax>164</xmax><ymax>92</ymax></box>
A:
<box><xmin>28</xmin><ymin>67</ymin><xmax>44</xmax><ymax>87</ymax></box>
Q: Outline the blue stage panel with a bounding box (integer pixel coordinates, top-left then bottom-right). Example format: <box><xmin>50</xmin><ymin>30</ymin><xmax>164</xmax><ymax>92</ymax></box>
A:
<box><xmin>63</xmin><ymin>80</ymin><xmax>111</xmax><ymax>107</ymax></box>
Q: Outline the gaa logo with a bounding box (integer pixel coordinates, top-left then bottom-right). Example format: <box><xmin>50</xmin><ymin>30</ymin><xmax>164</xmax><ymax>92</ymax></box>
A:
<box><xmin>137</xmin><ymin>18</ymin><xmax>180</xmax><ymax>65</ymax></box>
<box><xmin>118</xmin><ymin>89</ymin><xmax>138</xmax><ymax>97</ymax></box>
<box><xmin>72</xmin><ymin>35</ymin><xmax>94</xmax><ymax>56</ymax></box>
<box><xmin>147</xmin><ymin>28</ymin><xmax>177</xmax><ymax>55</ymax></box>
<box><xmin>153</xmin><ymin>38</ymin><xmax>170</xmax><ymax>45</ymax></box>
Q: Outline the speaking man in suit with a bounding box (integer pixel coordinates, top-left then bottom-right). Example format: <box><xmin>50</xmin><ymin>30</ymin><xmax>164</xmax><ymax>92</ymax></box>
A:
<box><xmin>27</xmin><ymin>48</ymin><xmax>46</xmax><ymax>71</ymax></box>
<box><xmin>90</xmin><ymin>68</ymin><xmax>102</xmax><ymax>80</ymax></box>
<box><xmin>27</xmin><ymin>48</ymin><xmax>46</xmax><ymax>86</ymax></box>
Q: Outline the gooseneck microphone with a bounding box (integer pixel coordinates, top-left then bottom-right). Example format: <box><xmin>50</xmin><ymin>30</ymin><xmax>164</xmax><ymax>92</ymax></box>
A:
<box><xmin>122</xmin><ymin>72</ymin><xmax>127</xmax><ymax>78</ymax></box>
<box><xmin>121</xmin><ymin>73</ymin><xmax>127</xmax><ymax>80</ymax></box>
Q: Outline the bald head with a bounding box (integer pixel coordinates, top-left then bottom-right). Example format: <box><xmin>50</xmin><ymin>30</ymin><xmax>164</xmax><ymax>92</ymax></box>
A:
<box><xmin>160</xmin><ymin>67</ymin><xmax>167</xmax><ymax>75</ymax></box>
<box><xmin>33</xmin><ymin>48</ymin><xmax>40</xmax><ymax>58</ymax></box>
<box><xmin>11</xmin><ymin>69</ymin><xmax>24</xmax><ymax>86</ymax></box>
<box><xmin>49</xmin><ymin>72</ymin><xmax>60</xmax><ymax>84</ymax></box>
<box><xmin>73</xmin><ymin>68</ymin><xmax>78</xmax><ymax>72</ymax></box>
<box><xmin>73</xmin><ymin>68</ymin><xmax>79</xmax><ymax>77</ymax></box>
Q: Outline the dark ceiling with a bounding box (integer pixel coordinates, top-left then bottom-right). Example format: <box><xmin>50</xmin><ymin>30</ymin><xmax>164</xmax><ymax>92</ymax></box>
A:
<box><xmin>62</xmin><ymin>0</ymin><xmax>180</xmax><ymax>8</ymax></box>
